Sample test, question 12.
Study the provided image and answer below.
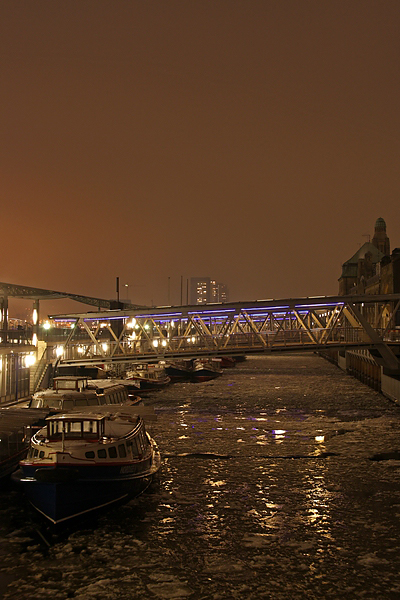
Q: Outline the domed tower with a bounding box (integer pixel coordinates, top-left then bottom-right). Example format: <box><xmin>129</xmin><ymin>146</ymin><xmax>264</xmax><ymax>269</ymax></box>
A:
<box><xmin>371</xmin><ymin>217</ymin><xmax>390</xmax><ymax>256</ymax></box>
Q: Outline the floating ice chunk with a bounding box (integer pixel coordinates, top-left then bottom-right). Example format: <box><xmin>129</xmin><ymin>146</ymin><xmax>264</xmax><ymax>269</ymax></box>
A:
<box><xmin>357</xmin><ymin>553</ymin><xmax>390</xmax><ymax>566</ymax></box>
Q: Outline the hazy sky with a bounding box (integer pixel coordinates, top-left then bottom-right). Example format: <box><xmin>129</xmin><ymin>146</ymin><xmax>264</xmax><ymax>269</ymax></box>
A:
<box><xmin>1</xmin><ymin>0</ymin><xmax>399</xmax><ymax>315</ymax></box>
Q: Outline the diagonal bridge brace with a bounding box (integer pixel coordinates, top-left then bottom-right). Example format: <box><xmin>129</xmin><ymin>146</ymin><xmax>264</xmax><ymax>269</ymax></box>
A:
<box><xmin>345</xmin><ymin>303</ymin><xmax>400</xmax><ymax>371</ymax></box>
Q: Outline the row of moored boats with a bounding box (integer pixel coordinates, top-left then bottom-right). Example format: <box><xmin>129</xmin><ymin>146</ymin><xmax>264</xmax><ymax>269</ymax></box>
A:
<box><xmin>0</xmin><ymin>355</ymin><xmax>242</xmax><ymax>525</ymax></box>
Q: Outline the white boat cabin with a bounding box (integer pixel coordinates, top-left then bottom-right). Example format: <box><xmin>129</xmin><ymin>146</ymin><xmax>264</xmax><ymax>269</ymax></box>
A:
<box><xmin>26</xmin><ymin>411</ymin><xmax>151</xmax><ymax>463</ymax></box>
<box><xmin>30</xmin><ymin>377</ymin><xmax>130</xmax><ymax>411</ymax></box>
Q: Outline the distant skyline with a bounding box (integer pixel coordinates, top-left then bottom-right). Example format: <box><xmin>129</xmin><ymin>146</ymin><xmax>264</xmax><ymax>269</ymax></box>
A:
<box><xmin>1</xmin><ymin>1</ymin><xmax>399</xmax><ymax>317</ymax></box>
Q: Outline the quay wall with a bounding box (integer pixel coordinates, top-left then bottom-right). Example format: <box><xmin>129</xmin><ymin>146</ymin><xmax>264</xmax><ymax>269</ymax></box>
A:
<box><xmin>319</xmin><ymin>349</ymin><xmax>400</xmax><ymax>403</ymax></box>
<box><xmin>381</xmin><ymin>373</ymin><xmax>400</xmax><ymax>403</ymax></box>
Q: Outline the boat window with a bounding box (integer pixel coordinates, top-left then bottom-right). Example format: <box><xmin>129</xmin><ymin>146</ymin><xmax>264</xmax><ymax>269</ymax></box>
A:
<box><xmin>125</xmin><ymin>440</ymin><xmax>133</xmax><ymax>457</ymax></box>
<box><xmin>98</xmin><ymin>449</ymin><xmax>106</xmax><ymax>459</ymax></box>
<box><xmin>87</xmin><ymin>398</ymin><xmax>98</xmax><ymax>406</ymax></box>
<box><xmin>30</xmin><ymin>398</ymin><xmax>42</xmax><ymax>408</ymax></box>
<box><xmin>138</xmin><ymin>429</ymin><xmax>148</xmax><ymax>449</ymax></box>
<box><xmin>118</xmin><ymin>444</ymin><xmax>126</xmax><ymax>458</ymax></box>
<box><xmin>85</xmin><ymin>451</ymin><xmax>95</xmax><ymax>459</ymax></box>
<box><xmin>39</xmin><ymin>451</ymin><xmax>44</xmax><ymax>458</ymax></box>
<box><xmin>99</xmin><ymin>395</ymin><xmax>106</xmax><ymax>405</ymax></box>
<box><xmin>108</xmin><ymin>447</ymin><xmax>117</xmax><ymax>459</ymax></box>
<box><xmin>63</xmin><ymin>400</ymin><xmax>74</xmax><ymax>409</ymax></box>
<box><xmin>48</xmin><ymin>420</ymin><xmax>63</xmax><ymax>438</ymax></box>
<box><xmin>83</xmin><ymin>421</ymin><xmax>96</xmax><ymax>434</ymax></box>
<box><xmin>45</xmin><ymin>399</ymin><xmax>62</xmax><ymax>410</ymax></box>
<box><xmin>75</xmin><ymin>399</ymin><xmax>88</xmax><ymax>407</ymax></box>
<box><xmin>135</xmin><ymin>437</ymin><xmax>144</xmax><ymax>456</ymax></box>
<box><xmin>34</xmin><ymin>448</ymin><xmax>39</xmax><ymax>458</ymax></box>
<box><xmin>68</xmin><ymin>422</ymin><xmax>82</xmax><ymax>434</ymax></box>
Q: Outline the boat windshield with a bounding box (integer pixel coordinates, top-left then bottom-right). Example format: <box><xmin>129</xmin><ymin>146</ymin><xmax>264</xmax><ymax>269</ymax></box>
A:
<box><xmin>47</xmin><ymin>419</ymin><xmax>103</xmax><ymax>441</ymax></box>
<box><xmin>30</xmin><ymin>397</ymin><xmax>62</xmax><ymax>409</ymax></box>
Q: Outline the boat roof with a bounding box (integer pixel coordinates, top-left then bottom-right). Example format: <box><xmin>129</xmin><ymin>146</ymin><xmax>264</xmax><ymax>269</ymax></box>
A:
<box><xmin>87</xmin><ymin>379</ymin><xmax>131</xmax><ymax>390</ymax></box>
<box><xmin>54</xmin><ymin>376</ymin><xmax>89</xmax><ymax>381</ymax></box>
<box><xmin>0</xmin><ymin>407</ymin><xmax>50</xmax><ymax>435</ymax></box>
<box><xmin>46</xmin><ymin>412</ymin><xmax>106</xmax><ymax>422</ymax></box>
<box><xmin>45</xmin><ymin>404</ymin><xmax>156</xmax><ymax>422</ymax></box>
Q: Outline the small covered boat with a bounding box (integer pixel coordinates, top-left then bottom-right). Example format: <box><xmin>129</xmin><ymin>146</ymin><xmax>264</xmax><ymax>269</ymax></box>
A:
<box><xmin>13</xmin><ymin>405</ymin><xmax>160</xmax><ymax>524</ymax></box>
<box><xmin>191</xmin><ymin>358</ymin><xmax>222</xmax><ymax>382</ymax></box>
<box><xmin>29</xmin><ymin>376</ymin><xmax>141</xmax><ymax>412</ymax></box>
<box><xmin>219</xmin><ymin>356</ymin><xmax>237</xmax><ymax>368</ymax></box>
<box><xmin>165</xmin><ymin>359</ymin><xmax>193</xmax><ymax>382</ymax></box>
<box><xmin>125</xmin><ymin>363</ymin><xmax>171</xmax><ymax>392</ymax></box>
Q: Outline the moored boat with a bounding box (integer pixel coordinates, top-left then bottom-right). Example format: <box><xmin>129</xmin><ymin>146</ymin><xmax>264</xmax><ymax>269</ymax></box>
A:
<box><xmin>125</xmin><ymin>363</ymin><xmax>171</xmax><ymax>392</ymax></box>
<box><xmin>219</xmin><ymin>356</ymin><xmax>237</xmax><ymax>368</ymax></box>
<box><xmin>29</xmin><ymin>376</ymin><xmax>141</xmax><ymax>412</ymax></box>
<box><xmin>13</xmin><ymin>406</ymin><xmax>160</xmax><ymax>524</ymax></box>
<box><xmin>165</xmin><ymin>359</ymin><xmax>193</xmax><ymax>382</ymax></box>
<box><xmin>0</xmin><ymin>408</ymin><xmax>52</xmax><ymax>481</ymax></box>
<box><xmin>191</xmin><ymin>358</ymin><xmax>222</xmax><ymax>382</ymax></box>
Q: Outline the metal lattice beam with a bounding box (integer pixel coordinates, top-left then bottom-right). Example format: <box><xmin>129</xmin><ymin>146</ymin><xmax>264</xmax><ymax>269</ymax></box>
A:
<box><xmin>47</xmin><ymin>294</ymin><xmax>400</xmax><ymax>371</ymax></box>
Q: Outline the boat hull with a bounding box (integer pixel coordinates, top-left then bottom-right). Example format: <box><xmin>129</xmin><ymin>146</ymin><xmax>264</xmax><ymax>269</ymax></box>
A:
<box><xmin>16</xmin><ymin>471</ymin><xmax>155</xmax><ymax>524</ymax></box>
<box><xmin>165</xmin><ymin>364</ymin><xmax>192</xmax><ymax>382</ymax></box>
<box><xmin>126</xmin><ymin>376</ymin><xmax>171</xmax><ymax>393</ymax></box>
<box><xmin>0</xmin><ymin>447</ymin><xmax>28</xmax><ymax>481</ymax></box>
<box><xmin>14</xmin><ymin>445</ymin><xmax>161</xmax><ymax>525</ymax></box>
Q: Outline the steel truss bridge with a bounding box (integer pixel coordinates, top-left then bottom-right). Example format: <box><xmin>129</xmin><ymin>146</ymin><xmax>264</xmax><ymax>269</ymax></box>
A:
<box><xmin>50</xmin><ymin>294</ymin><xmax>400</xmax><ymax>372</ymax></box>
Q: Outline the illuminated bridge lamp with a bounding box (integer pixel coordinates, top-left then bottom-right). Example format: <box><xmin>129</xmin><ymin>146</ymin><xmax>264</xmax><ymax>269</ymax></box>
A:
<box><xmin>101</xmin><ymin>343</ymin><xmax>109</xmax><ymax>353</ymax></box>
<box><xmin>55</xmin><ymin>346</ymin><xmax>64</xmax><ymax>357</ymax></box>
<box><xmin>32</xmin><ymin>333</ymin><xmax>38</xmax><ymax>347</ymax></box>
<box><xmin>127</xmin><ymin>319</ymin><xmax>136</xmax><ymax>329</ymax></box>
<box><xmin>152</xmin><ymin>339</ymin><xmax>159</xmax><ymax>348</ymax></box>
<box><xmin>43</xmin><ymin>321</ymin><xmax>51</xmax><ymax>330</ymax></box>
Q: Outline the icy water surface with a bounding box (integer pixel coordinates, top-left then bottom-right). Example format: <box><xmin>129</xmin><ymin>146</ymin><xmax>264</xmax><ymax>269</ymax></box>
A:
<box><xmin>1</xmin><ymin>354</ymin><xmax>400</xmax><ymax>599</ymax></box>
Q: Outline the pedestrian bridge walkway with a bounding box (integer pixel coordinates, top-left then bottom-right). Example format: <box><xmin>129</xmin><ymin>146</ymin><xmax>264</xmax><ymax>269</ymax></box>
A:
<box><xmin>50</xmin><ymin>293</ymin><xmax>400</xmax><ymax>371</ymax></box>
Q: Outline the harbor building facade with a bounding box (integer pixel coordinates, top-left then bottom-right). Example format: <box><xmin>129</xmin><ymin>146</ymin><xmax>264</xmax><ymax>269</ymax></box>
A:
<box><xmin>332</xmin><ymin>217</ymin><xmax>400</xmax><ymax>399</ymax></box>
<box><xmin>338</xmin><ymin>217</ymin><xmax>400</xmax><ymax>326</ymax></box>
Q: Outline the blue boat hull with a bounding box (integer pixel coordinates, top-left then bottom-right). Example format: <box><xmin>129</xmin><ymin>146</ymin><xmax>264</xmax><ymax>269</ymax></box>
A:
<box><xmin>13</xmin><ymin>451</ymin><xmax>161</xmax><ymax>524</ymax></box>
<box><xmin>17</xmin><ymin>472</ymin><xmax>154</xmax><ymax>524</ymax></box>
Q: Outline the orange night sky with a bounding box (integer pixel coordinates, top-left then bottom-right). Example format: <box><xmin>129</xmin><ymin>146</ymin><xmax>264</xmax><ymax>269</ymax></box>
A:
<box><xmin>1</xmin><ymin>0</ymin><xmax>399</xmax><ymax>317</ymax></box>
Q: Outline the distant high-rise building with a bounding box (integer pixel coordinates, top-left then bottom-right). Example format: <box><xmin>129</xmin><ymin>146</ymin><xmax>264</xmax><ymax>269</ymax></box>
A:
<box><xmin>212</xmin><ymin>282</ymin><xmax>229</xmax><ymax>303</ymax></box>
<box><xmin>190</xmin><ymin>277</ymin><xmax>229</xmax><ymax>305</ymax></box>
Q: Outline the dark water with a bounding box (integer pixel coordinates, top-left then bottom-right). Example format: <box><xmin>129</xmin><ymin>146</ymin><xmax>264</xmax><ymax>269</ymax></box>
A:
<box><xmin>1</xmin><ymin>354</ymin><xmax>400</xmax><ymax>599</ymax></box>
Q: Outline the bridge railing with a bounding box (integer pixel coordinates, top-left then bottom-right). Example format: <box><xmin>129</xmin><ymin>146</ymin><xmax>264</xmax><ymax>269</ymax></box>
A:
<box><xmin>50</xmin><ymin>326</ymin><xmax>384</xmax><ymax>363</ymax></box>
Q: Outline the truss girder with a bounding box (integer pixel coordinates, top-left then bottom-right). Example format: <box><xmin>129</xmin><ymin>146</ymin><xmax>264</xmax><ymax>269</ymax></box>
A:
<box><xmin>50</xmin><ymin>294</ymin><xmax>400</xmax><ymax>371</ymax></box>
